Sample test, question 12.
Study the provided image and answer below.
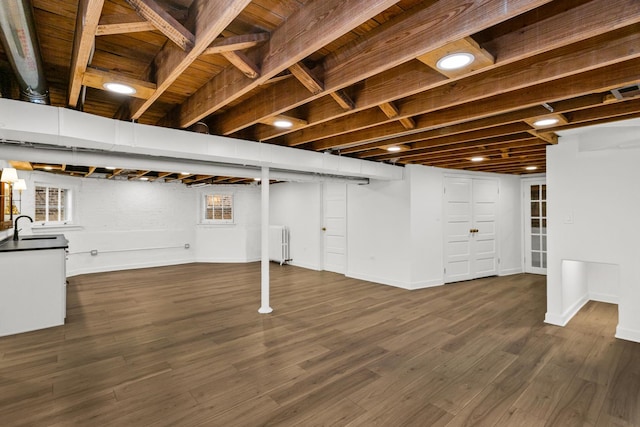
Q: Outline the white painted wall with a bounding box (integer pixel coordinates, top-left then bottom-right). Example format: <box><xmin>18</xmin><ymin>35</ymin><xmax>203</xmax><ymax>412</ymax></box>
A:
<box><xmin>270</xmin><ymin>182</ymin><xmax>323</xmax><ymax>270</ymax></box>
<box><xmin>347</xmin><ymin>177</ymin><xmax>413</xmax><ymax>288</ymax></box>
<box><xmin>16</xmin><ymin>171</ymin><xmax>196</xmax><ymax>276</ymax></box>
<box><xmin>547</xmin><ymin>118</ymin><xmax>640</xmax><ymax>342</ymax></box>
<box><xmin>194</xmin><ymin>185</ymin><xmax>261</xmax><ymax>263</ymax></box>
<box><xmin>346</xmin><ymin>164</ymin><xmax>522</xmax><ymax>290</ymax></box>
<box><xmin>8</xmin><ymin>171</ymin><xmax>263</xmax><ymax>276</ymax></box>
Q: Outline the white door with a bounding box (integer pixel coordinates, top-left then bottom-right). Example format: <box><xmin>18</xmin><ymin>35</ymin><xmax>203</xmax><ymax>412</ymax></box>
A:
<box><xmin>444</xmin><ymin>177</ymin><xmax>498</xmax><ymax>283</ymax></box>
<box><xmin>323</xmin><ymin>182</ymin><xmax>347</xmax><ymax>274</ymax></box>
<box><xmin>523</xmin><ymin>180</ymin><xmax>547</xmax><ymax>274</ymax></box>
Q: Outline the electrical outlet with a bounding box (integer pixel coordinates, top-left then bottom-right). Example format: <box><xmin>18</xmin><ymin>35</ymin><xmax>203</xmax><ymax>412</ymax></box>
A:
<box><xmin>184</xmin><ymin>243</ymin><xmax>190</xmax><ymax>249</ymax></box>
<box><xmin>90</xmin><ymin>249</ymin><xmax>98</xmax><ymax>256</ymax></box>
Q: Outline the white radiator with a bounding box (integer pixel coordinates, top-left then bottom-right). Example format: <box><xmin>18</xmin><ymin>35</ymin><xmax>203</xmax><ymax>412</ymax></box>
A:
<box><xmin>269</xmin><ymin>225</ymin><xmax>291</xmax><ymax>265</ymax></box>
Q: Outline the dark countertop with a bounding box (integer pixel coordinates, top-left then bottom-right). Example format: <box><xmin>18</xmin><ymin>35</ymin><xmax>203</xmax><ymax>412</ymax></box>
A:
<box><xmin>0</xmin><ymin>234</ymin><xmax>69</xmax><ymax>252</ymax></box>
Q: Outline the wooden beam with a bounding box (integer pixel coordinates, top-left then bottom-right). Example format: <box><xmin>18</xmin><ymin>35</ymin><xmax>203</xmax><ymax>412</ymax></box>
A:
<box><xmin>125</xmin><ymin>0</ymin><xmax>194</xmax><ymax>51</ymax></box>
<box><xmin>96</xmin><ymin>14</ymin><xmax>156</xmax><ymax>35</ymax></box>
<box><xmin>288</xmin><ymin>63</ymin><xmax>324</xmax><ymax>94</ymax></box>
<box><xmin>82</xmin><ymin>67</ymin><xmax>157</xmax><ymax>99</ymax></box>
<box><xmin>301</xmin><ymin>32</ymin><xmax>640</xmax><ymax>150</ymax></box>
<box><xmin>221</xmin><ymin>51</ymin><xmax>260</xmax><ymax>79</ymax></box>
<box><xmin>220</xmin><ymin>0</ymin><xmax>640</xmax><ymax>138</ymax></box>
<box><xmin>329</xmin><ymin>90</ymin><xmax>355</xmax><ymax>111</ymax></box>
<box><xmin>398</xmin><ymin>117</ymin><xmax>416</xmax><ymax>130</ymax></box>
<box><xmin>203</xmin><ymin>33</ymin><xmax>270</xmax><ymax>55</ymax></box>
<box><xmin>129</xmin><ymin>0</ymin><xmax>253</xmax><ymax>120</ymax></box>
<box><xmin>85</xmin><ymin>167</ymin><xmax>97</xmax><ymax>177</ymax></box>
<box><xmin>171</xmin><ymin>0</ymin><xmax>401</xmax><ymax>128</ymax></box>
<box><xmin>68</xmin><ymin>0</ymin><xmax>105</xmax><ymax>108</ymax></box>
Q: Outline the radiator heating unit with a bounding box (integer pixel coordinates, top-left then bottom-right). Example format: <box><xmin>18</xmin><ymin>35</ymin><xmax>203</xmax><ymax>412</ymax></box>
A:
<box><xmin>269</xmin><ymin>225</ymin><xmax>291</xmax><ymax>265</ymax></box>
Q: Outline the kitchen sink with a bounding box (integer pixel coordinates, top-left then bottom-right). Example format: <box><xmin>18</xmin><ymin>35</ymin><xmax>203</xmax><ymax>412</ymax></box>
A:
<box><xmin>20</xmin><ymin>236</ymin><xmax>57</xmax><ymax>240</ymax></box>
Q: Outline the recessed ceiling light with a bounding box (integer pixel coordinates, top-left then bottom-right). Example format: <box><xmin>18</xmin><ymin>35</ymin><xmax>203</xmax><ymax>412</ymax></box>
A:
<box><xmin>436</xmin><ymin>52</ymin><xmax>475</xmax><ymax>71</ymax></box>
<box><xmin>139</xmin><ymin>177</ymin><xmax>149</xmax><ymax>181</ymax></box>
<box><xmin>106</xmin><ymin>166</ymin><xmax>116</xmax><ymax>170</ymax></box>
<box><xmin>273</xmin><ymin>119</ymin><xmax>293</xmax><ymax>128</ymax></box>
<box><xmin>103</xmin><ymin>82</ymin><xmax>137</xmax><ymax>95</ymax></box>
<box><xmin>471</xmin><ymin>156</ymin><xmax>484</xmax><ymax>162</ymax></box>
<box><xmin>44</xmin><ymin>166</ymin><xmax>53</xmax><ymax>170</ymax></box>
<box><xmin>525</xmin><ymin>166</ymin><xmax>538</xmax><ymax>171</ymax></box>
<box><xmin>533</xmin><ymin>118</ymin><xmax>559</xmax><ymax>127</ymax></box>
<box><xmin>386</xmin><ymin>146</ymin><xmax>402</xmax><ymax>152</ymax></box>
<box><xmin>254</xmin><ymin>177</ymin><xmax>261</xmax><ymax>181</ymax></box>
<box><xmin>181</xmin><ymin>172</ymin><xmax>190</xmax><ymax>175</ymax></box>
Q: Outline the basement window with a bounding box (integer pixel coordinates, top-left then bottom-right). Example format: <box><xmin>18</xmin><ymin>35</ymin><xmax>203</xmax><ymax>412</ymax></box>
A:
<box><xmin>202</xmin><ymin>194</ymin><xmax>233</xmax><ymax>224</ymax></box>
<box><xmin>34</xmin><ymin>185</ymin><xmax>73</xmax><ymax>225</ymax></box>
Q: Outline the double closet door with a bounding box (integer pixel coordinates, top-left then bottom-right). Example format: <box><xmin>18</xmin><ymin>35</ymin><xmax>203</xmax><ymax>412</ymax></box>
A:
<box><xmin>444</xmin><ymin>177</ymin><xmax>499</xmax><ymax>283</ymax></box>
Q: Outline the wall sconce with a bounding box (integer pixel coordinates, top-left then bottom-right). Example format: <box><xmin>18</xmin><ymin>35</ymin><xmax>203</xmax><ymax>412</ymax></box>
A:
<box><xmin>1</xmin><ymin>167</ymin><xmax>18</xmax><ymax>220</ymax></box>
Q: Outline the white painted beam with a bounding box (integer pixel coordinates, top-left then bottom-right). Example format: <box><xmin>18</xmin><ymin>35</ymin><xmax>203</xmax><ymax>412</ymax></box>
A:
<box><xmin>259</xmin><ymin>166</ymin><xmax>272</xmax><ymax>314</ymax></box>
<box><xmin>0</xmin><ymin>99</ymin><xmax>403</xmax><ymax>181</ymax></box>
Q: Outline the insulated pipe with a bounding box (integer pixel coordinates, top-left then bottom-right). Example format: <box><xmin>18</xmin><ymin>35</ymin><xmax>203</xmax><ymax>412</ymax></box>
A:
<box><xmin>0</xmin><ymin>0</ymin><xmax>50</xmax><ymax>104</ymax></box>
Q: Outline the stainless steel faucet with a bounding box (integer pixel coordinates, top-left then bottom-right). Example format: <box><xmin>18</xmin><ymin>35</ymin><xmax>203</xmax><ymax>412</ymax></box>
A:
<box><xmin>13</xmin><ymin>215</ymin><xmax>33</xmax><ymax>241</ymax></box>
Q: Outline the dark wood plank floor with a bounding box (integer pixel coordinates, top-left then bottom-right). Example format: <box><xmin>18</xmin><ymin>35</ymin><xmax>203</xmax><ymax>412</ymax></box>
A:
<box><xmin>0</xmin><ymin>263</ymin><xmax>638</xmax><ymax>426</ymax></box>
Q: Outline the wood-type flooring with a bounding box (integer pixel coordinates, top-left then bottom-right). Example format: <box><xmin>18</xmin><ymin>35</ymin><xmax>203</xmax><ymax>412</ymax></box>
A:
<box><xmin>0</xmin><ymin>263</ymin><xmax>637</xmax><ymax>426</ymax></box>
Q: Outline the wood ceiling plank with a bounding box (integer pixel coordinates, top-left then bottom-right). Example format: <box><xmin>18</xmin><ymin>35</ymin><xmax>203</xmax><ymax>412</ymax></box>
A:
<box><xmin>359</xmin><ymin>123</ymin><xmax>534</xmax><ymax>159</ymax></box>
<box><xmin>68</xmin><ymin>0</ymin><xmax>105</xmax><ymax>107</ymax></box>
<box><xmin>129</xmin><ymin>0</ymin><xmax>253</xmax><ymax>120</ymax></box>
<box><xmin>223</xmin><ymin>0</ymin><xmax>640</xmax><ymax>139</ymax></box>
<box><xmin>312</xmin><ymin>93</ymin><xmax>606</xmax><ymax>152</ymax></box>
<box><xmin>407</xmin><ymin>146</ymin><xmax>548</xmax><ymax>165</ymax></box>
<box><xmin>217</xmin><ymin>0</ymin><xmax>552</xmax><ymax>135</ymax></box>
<box><xmin>301</xmin><ymin>30</ymin><xmax>640</xmax><ymax>150</ymax></box>
<box><xmin>82</xmin><ymin>67</ymin><xmax>157</xmax><ymax>99</ymax></box>
<box><xmin>203</xmin><ymin>33</ymin><xmax>270</xmax><ymax>55</ymax></box>
<box><xmin>323</xmin><ymin>0</ymin><xmax>552</xmax><ymax>91</ymax></box>
<box><xmin>96</xmin><ymin>14</ymin><xmax>156</xmax><ymax>35</ymax></box>
<box><xmin>173</xmin><ymin>0</ymin><xmax>401</xmax><ymax>128</ymax></box>
<box><xmin>125</xmin><ymin>0</ymin><xmax>194</xmax><ymax>50</ymax></box>
<box><xmin>378</xmin><ymin>102</ymin><xmax>400</xmax><ymax>118</ymax></box>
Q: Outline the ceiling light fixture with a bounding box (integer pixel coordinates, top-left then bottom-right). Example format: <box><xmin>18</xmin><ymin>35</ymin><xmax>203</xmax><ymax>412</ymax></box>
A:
<box><xmin>44</xmin><ymin>166</ymin><xmax>53</xmax><ymax>170</ymax></box>
<box><xmin>471</xmin><ymin>156</ymin><xmax>484</xmax><ymax>162</ymax></box>
<box><xmin>139</xmin><ymin>177</ymin><xmax>149</xmax><ymax>181</ymax></box>
<box><xmin>106</xmin><ymin>166</ymin><xmax>116</xmax><ymax>170</ymax></box>
<box><xmin>103</xmin><ymin>82</ymin><xmax>137</xmax><ymax>95</ymax></box>
<box><xmin>254</xmin><ymin>177</ymin><xmax>261</xmax><ymax>181</ymax></box>
<box><xmin>525</xmin><ymin>166</ymin><xmax>538</xmax><ymax>171</ymax></box>
<box><xmin>436</xmin><ymin>52</ymin><xmax>475</xmax><ymax>71</ymax></box>
<box><xmin>533</xmin><ymin>118</ymin><xmax>559</xmax><ymax>127</ymax></box>
<box><xmin>273</xmin><ymin>119</ymin><xmax>293</xmax><ymax>129</ymax></box>
<box><xmin>386</xmin><ymin>146</ymin><xmax>402</xmax><ymax>152</ymax></box>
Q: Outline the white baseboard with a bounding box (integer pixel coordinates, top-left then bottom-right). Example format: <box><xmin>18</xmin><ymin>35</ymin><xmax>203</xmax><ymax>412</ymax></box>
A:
<box><xmin>615</xmin><ymin>326</ymin><xmax>640</xmax><ymax>343</ymax></box>
<box><xmin>498</xmin><ymin>267</ymin><xmax>523</xmax><ymax>276</ymax></box>
<box><xmin>345</xmin><ymin>271</ymin><xmax>443</xmax><ymax>290</ymax></box>
<box><xmin>67</xmin><ymin>258</ymin><xmax>193</xmax><ymax>277</ymax></box>
<box><xmin>195</xmin><ymin>257</ymin><xmax>259</xmax><ymax>263</ymax></box>
<box><xmin>288</xmin><ymin>260</ymin><xmax>322</xmax><ymax>271</ymax></box>
<box><xmin>544</xmin><ymin>294</ymin><xmax>589</xmax><ymax>327</ymax></box>
<box><xmin>589</xmin><ymin>292</ymin><xmax>619</xmax><ymax>304</ymax></box>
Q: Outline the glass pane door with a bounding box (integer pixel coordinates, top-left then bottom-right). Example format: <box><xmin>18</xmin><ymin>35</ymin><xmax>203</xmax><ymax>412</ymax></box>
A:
<box><xmin>524</xmin><ymin>180</ymin><xmax>547</xmax><ymax>274</ymax></box>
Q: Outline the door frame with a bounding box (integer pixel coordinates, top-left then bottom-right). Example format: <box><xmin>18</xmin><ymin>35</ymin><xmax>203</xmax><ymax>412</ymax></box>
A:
<box><xmin>442</xmin><ymin>174</ymin><xmax>500</xmax><ymax>283</ymax></box>
<box><xmin>521</xmin><ymin>175</ymin><xmax>547</xmax><ymax>275</ymax></box>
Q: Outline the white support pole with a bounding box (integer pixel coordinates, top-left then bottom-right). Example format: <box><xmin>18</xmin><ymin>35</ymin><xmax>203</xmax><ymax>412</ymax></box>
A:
<box><xmin>258</xmin><ymin>166</ymin><xmax>273</xmax><ymax>314</ymax></box>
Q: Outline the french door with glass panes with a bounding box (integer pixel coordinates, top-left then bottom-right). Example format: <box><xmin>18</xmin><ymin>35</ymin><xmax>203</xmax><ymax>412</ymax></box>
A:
<box><xmin>524</xmin><ymin>180</ymin><xmax>547</xmax><ymax>274</ymax></box>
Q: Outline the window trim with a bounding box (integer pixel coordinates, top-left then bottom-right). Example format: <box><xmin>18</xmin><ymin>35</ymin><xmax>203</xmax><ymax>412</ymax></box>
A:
<box><xmin>201</xmin><ymin>192</ymin><xmax>234</xmax><ymax>225</ymax></box>
<box><xmin>34</xmin><ymin>183</ymin><xmax>75</xmax><ymax>226</ymax></box>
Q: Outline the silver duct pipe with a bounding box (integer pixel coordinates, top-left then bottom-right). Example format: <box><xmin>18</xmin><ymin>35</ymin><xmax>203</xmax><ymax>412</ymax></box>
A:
<box><xmin>0</xmin><ymin>0</ymin><xmax>49</xmax><ymax>104</ymax></box>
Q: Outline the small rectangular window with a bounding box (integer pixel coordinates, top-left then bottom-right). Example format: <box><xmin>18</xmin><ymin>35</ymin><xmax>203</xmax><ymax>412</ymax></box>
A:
<box><xmin>203</xmin><ymin>194</ymin><xmax>233</xmax><ymax>224</ymax></box>
<box><xmin>35</xmin><ymin>186</ymin><xmax>72</xmax><ymax>224</ymax></box>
